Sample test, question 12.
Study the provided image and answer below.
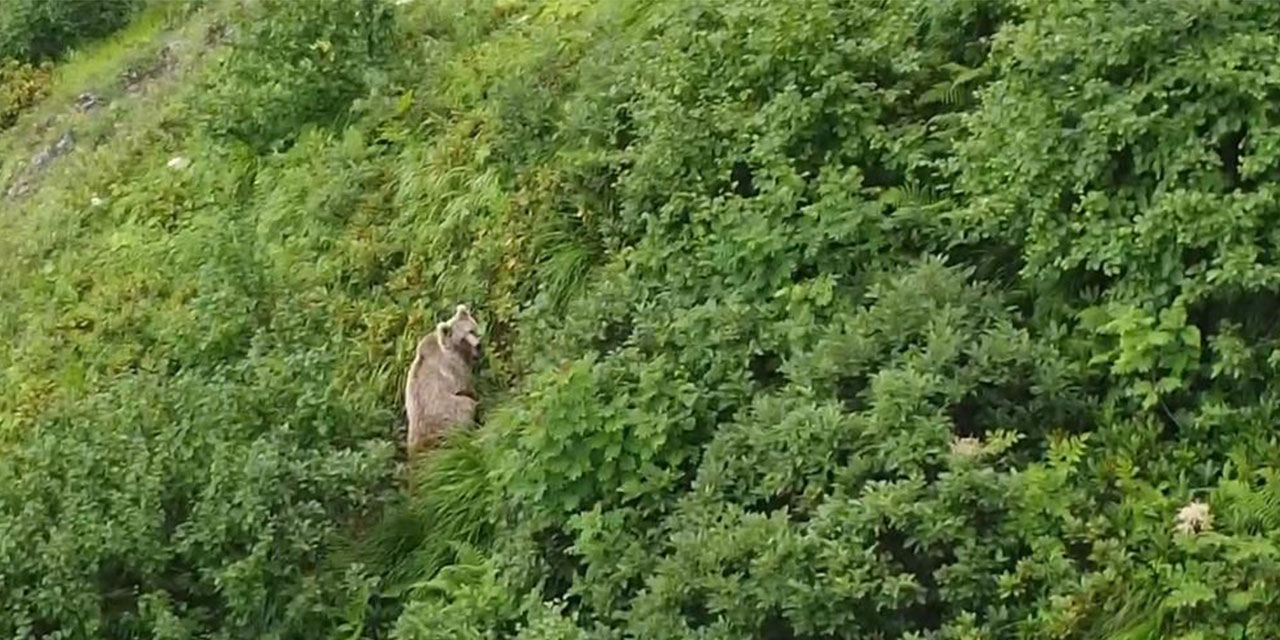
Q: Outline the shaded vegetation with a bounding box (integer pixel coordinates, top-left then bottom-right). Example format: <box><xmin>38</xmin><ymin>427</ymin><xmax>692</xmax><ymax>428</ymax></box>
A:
<box><xmin>0</xmin><ymin>0</ymin><xmax>145</xmax><ymax>62</ymax></box>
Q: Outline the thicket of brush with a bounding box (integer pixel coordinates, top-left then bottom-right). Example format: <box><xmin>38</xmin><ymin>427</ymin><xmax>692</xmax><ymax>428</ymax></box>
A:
<box><xmin>4</xmin><ymin>0</ymin><xmax>1280</xmax><ymax>638</ymax></box>
<box><xmin>0</xmin><ymin>0</ymin><xmax>145</xmax><ymax>62</ymax></box>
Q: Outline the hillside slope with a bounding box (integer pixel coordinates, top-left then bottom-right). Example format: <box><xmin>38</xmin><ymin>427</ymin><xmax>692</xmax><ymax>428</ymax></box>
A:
<box><xmin>4</xmin><ymin>0</ymin><xmax>1280</xmax><ymax>638</ymax></box>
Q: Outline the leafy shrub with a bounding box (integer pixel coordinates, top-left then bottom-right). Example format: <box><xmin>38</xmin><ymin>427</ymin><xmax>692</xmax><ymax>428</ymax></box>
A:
<box><xmin>0</xmin><ymin>57</ymin><xmax>51</xmax><ymax>128</ymax></box>
<box><xmin>376</xmin><ymin>0</ymin><xmax>1280</xmax><ymax>637</ymax></box>
<box><xmin>192</xmin><ymin>0</ymin><xmax>395</xmax><ymax>151</ymax></box>
<box><xmin>0</xmin><ymin>0</ymin><xmax>142</xmax><ymax>62</ymax></box>
<box><xmin>0</xmin><ymin>372</ymin><xmax>397</xmax><ymax>638</ymax></box>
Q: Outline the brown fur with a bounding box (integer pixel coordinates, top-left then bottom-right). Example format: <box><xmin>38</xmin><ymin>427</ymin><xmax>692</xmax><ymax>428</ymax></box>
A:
<box><xmin>405</xmin><ymin>304</ymin><xmax>482</xmax><ymax>456</ymax></box>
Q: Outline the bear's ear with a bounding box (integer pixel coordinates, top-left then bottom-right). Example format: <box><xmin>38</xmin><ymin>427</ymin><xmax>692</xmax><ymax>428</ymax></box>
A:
<box><xmin>435</xmin><ymin>321</ymin><xmax>452</xmax><ymax>349</ymax></box>
<box><xmin>451</xmin><ymin>304</ymin><xmax>471</xmax><ymax>323</ymax></box>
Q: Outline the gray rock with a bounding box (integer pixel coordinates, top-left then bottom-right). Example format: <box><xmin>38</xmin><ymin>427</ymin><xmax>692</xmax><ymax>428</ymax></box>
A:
<box><xmin>29</xmin><ymin>131</ymin><xmax>74</xmax><ymax>171</ymax></box>
<box><xmin>75</xmin><ymin>92</ymin><xmax>100</xmax><ymax>111</ymax></box>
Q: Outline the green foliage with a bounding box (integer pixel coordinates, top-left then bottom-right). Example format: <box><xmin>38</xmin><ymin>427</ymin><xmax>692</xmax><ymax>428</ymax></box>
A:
<box><xmin>192</xmin><ymin>0</ymin><xmax>395</xmax><ymax>151</ymax></box>
<box><xmin>375</xmin><ymin>0</ymin><xmax>1280</xmax><ymax>637</ymax></box>
<box><xmin>0</xmin><ymin>6</ymin><xmax>408</xmax><ymax>632</ymax></box>
<box><xmin>0</xmin><ymin>0</ymin><xmax>142</xmax><ymax>62</ymax></box>
<box><xmin>1082</xmin><ymin>303</ymin><xmax>1203</xmax><ymax>409</ymax></box>
<box><xmin>9</xmin><ymin>0</ymin><xmax>1280</xmax><ymax>638</ymax></box>
<box><xmin>956</xmin><ymin>0</ymin><xmax>1280</xmax><ymax>311</ymax></box>
<box><xmin>0</xmin><ymin>57</ymin><xmax>50</xmax><ymax>128</ymax></box>
<box><xmin>0</xmin><ymin>372</ymin><xmax>397</xmax><ymax>638</ymax></box>
<box><xmin>604</xmin><ymin>261</ymin><xmax>1082</xmax><ymax>638</ymax></box>
<box><xmin>332</xmin><ymin>433</ymin><xmax>501</xmax><ymax>636</ymax></box>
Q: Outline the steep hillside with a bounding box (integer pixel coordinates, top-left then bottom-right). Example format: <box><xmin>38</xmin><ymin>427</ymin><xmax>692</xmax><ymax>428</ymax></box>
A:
<box><xmin>4</xmin><ymin>0</ymin><xmax>1280</xmax><ymax>638</ymax></box>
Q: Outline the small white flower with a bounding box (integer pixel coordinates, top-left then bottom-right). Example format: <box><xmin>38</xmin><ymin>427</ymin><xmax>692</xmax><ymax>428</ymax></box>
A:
<box><xmin>1175</xmin><ymin>500</ymin><xmax>1212</xmax><ymax>534</ymax></box>
<box><xmin>167</xmin><ymin>156</ymin><xmax>190</xmax><ymax>170</ymax></box>
<box><xmin>90</xmin><ymin>196</ymin><xmax>104</xmax><ymax>207</ymax></box>
<box><xmin>950</xmin><ymin>436</ymin><xmax>984</xmax><ymax>458</ymax></box>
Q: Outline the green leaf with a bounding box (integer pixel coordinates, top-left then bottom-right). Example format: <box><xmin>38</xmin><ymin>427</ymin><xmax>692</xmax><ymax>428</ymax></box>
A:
<box><xmin>1226</xmin><ymin>590</ymin><xmax>1254</xmax><ymax>612</ymax></box>
<box><xmin>1164</xmin><ymin>580</ymin><xmax>1215</xmax><ymax>610</ymax></box>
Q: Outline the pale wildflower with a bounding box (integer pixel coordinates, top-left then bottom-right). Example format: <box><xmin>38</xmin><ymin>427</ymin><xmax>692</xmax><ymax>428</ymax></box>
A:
<box><xmin>167</xmin><ymin>156</ymin><xmax>191</xmax><ymax>170</ymax></box>
<box><xmin>1175</xmin><ymin>500</ymin><xmax>1212</xmax><ymax>534</ymax></box>
<box><xmin>950</xmin><ymin>436</ymin><xmax>983</xmax><ymax>458</ymax></box>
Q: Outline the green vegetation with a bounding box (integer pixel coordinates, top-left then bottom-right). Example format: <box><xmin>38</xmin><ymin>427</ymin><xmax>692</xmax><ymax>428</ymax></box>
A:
<box><xmin>0</xmin><ymin>0</ymin><xmax>144</xmax><ymax>62</ymax></box>
<box><xmin>4</xmin><ymin>0</ymin><xmax>1280</xmax><ymax>637</ymax></box>
<box><xmin>0</xmin><ymin>58</ymin><xmax>51</xmax><ymax>128</ymax></box>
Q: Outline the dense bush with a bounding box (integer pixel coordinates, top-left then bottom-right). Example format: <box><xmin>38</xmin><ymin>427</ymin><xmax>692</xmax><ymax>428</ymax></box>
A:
<box><xmin>192</xmin><ymin>0</ymin><xmax>394</xmax><ymax>151</ymax></box>
<box><xmin>0</xmin><ymin>58</ymin><xmax>51</xmax><ymax>128</ymax></box>
<box><xmin>0</xmin><ymin>0</ymin><xmax>142</xmax><ymax>61</ymax></box>
<box><xmin>369</xmin><ymin>0</ymin><xmax>1280</xmax><ymax>637</ymax></box>
<box><xmin>7</xmin><ymin>0</ymin><xmax>1280</xmax><ymax>638</ymax></box>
